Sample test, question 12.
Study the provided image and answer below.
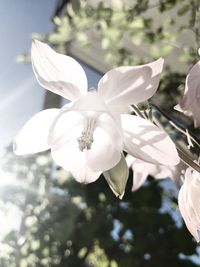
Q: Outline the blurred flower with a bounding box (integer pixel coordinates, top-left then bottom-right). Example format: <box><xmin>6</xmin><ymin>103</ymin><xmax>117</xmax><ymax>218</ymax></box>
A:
<box><xmin>126</xmin><ymin>155</ymin><xmax>185</xmax><ymax>191</ymax></box>
<box><xmin>175</xmin><ymin>61</ymin><xmax>200</xmax><ymax>127</ymax></box>
<box><xmin>178</xmin><ymin>167</ymin><xmax>200</xmax><ymax>242</ymax></box>
<box><xmin>14</xmin><ymin>40</ymin><xmax>179</xmax><ymax>184</ymax></box>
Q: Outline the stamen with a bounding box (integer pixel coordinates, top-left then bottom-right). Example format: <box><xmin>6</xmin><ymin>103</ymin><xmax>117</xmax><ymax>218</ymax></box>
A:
<box><xmin>77</xmin><ymin>117</ymin><xmax>96</xmax><ymax>151</ymax></box>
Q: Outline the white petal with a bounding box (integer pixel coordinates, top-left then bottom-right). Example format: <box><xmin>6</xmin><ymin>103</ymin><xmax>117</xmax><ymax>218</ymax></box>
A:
<box><xmin>72</xmin><ymin>90</ymin><xmax>108</xmax><ymax>111</ymax></box>
<box><xmin>31</xmin><ymin>40</ymin><xmax>88</xmax><ymax>101</ymax></box>
<box><xmin>48</xmin><ymin>94</ymin><xmax>123</xmax><ymax>154</ymax></box>
<box><xmin>14</xmin><ymin>109</ymin><xmax>59</xmax><ymax>155</ymax></box>
<box><xmin>48</xmin><ymin>109</ymin><xmax>84</xmax><ymax>148</ymax></box>
<box><xmin>121</xmin><ymin>114</ymin><xmax>179</xmax><ymax>166</ymax></box>
<box><xmin>178</xmin><ymin>185</ymin><xmax>200</xmax><ymax>242</ymax></box>
<box><xmin>132</xmin><ymin>161</ymin><xmax>149</xmax><ymax>191</ymax></box>
<box><xmin>126</xmin><ymin>155</ymin><xmax>148</xmax><ymax>191</ymax></box>
<box><xmin>52</xmin><ymin>142</ymin><xmax>102</xmax><ymax>184</ymax></box>
<box><xmin>175</xmin><ymin>61</ymin><xmax>200</xmax><ymax>127</ymax></box>
<box><xmin>86</xmin><ymin>126</ymin><xmax>121</xmax><ymax>171</ymax></box>
<box><xmin>179</xmin><ymin>62</ymin><xmax>200</xmax><ymax>109</ymax></box>
<box><xmin>98</xmin><ymin>58</ymin><xmax>164</xmax><ymax>109</ymax></box>
<box><xmin>50</xmin><ymin>108</ymin><xmax>122</xmax><ymax>182</ymax></box>
<box><xmin>178</xmin><ymin>168</ymin><xmax>200</xmax><ymax>242</ymax></box>
<box><xmin>186</xmin><ymin>169</ymin><xmax>200</xmax><ymax>225</ymax></box>
<box><xmin>49</xmin><ymin>109</ymin><xmax>101</xmax><ymax>183</ymax></box>
<box><xmin>96</xmin><ymin>112</ymin><xmax>123</xmax><ymax>154</ymax></box>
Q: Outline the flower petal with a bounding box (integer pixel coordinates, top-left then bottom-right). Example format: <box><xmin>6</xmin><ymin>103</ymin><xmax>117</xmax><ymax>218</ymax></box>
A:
<box><xmin>49</xmin><ymin>109</ymin><xmax>100</xmax><ymax>183</ymax></box>
<box><xmin>178</xmin><ymin>168</ymin><xmax>200</xmax><ymax>242</ymax></box>
<box><xmin>51</xmin><ymin>126</ymin><xmax>121</xmax><ymax>183</ymax></box>
<box><xmin>121</xmin><ymin>114</ymin><xmax>179</xmax><ymax>166</ymax></box>
<box><xmin>48</xmin><ymin>93</ymin><xmax>123</xmax><ymax>154</ymax></box>
<box><xmin>132</xmin><ymin>162</ymin><xmax>149</xmax><ymax>191</ymax></box>
<box><xmin>126</xmin><ymin>155</ymin><xmax>148</xmax><ymax>191</ymax></box>
<box><xmin>52</xmin><ymin>143</ymin><xmax>102</xmax><ymax>184</ymax></box>
<box><xmin>86</xmin><ymin>126</ymin><xmax>121</xmax><ymax>171</ymax></box>
<box><xmin>14</xmin><ymin>109</ymin><xmax>59</xmax><ymax>155</ymax></box>
<box><xmin>98</xmin><ymin>58</ymin><xmax>164</xmax><ymax>109</ymax></box>
<box><xmin>31</xmin><ymin>40</ymin><xmax>88</xmax><ymax>101</ymax></box>
<box><xmin>178</xmin><ymin>185</ymin><xmax>200</xmax><ymax>242</ymax></box>
<box><xmin>175</xmin><ymin>61</ymin><xmax>200</xmax><ymax>127</ymax></box>
<box><xmin>50</xmin><ymin>108</ymin><xmax>122</xmax><ymax>182</ymax></box>
<box><xmin>185</xmin><ymin>169</ymin><xmax>200</xmax><ymax>225</ymax></box>
<box><xmin>48</xmin><ymin>109</ymin><xmax>84</xmax><ymax>148</ymax></box>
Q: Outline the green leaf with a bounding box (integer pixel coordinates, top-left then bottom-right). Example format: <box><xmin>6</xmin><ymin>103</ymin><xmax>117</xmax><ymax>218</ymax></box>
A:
<box><xmin>103</xmin><ymin>154</ymin><xmax>129</xmax><ymax>199</ymax></box>
<box><xmin>130</xmin><ymin>18</ymin><xmax>144</xmax><ymax>29</ymax></box>
<box><xmin>150</xmin><ymin>45</ymin><xmax>161</xmax><ymax>58</ymax></box>
<box><xmin>162</xmin><ymin>44</ymin><xmax>173</xmax><ymax>56</ymax></box>
<box><xmin>177</xmin><ymin>4</ymin><xmax>189</xmax><ymax>16</ymax></box>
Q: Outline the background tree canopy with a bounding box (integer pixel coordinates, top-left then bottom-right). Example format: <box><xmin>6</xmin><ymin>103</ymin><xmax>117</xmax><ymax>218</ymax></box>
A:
<box><xmin>1</xmin><ymin>0</ymin><xmax>200</xmax><ymax>266</ymax></box>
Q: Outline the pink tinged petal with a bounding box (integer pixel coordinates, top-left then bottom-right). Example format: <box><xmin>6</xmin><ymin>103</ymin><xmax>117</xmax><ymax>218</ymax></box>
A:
<box><xmin>121</xmin><ymin>114</ymin><xmax>180</xmax><ymax>166</ymax></box>
<box><xmin>13</xmin><ymin>109</ymin><xmax>60</xmax><ymax>155</ymax></box>
<box><xmin>178</xmin><ymin>168</ymin><xmax>200</xmax><ymax>242</ymax></box>
<box><xmin>185</xmin><ymin>169</ymin><xmax>200</xmax><ymax>225</ymax></box>
<box><xmin>98</xmin><ymin>58</ymin><xmax>164</xmax><ymax>109</ymax></box>
<box><xmin>190</xmin><ymin>104</ymin><xmax>200</xmax><ymax>128</ymax></box>
<box><xmin>31</xmin><ymin>40</ymin><xmax>88</xmax><ymax>101</ymax></box>
<box><xmin>175</xmin><ymin>61</ymin><xmax>200</xmax><ymax>127</ymax></box>
<box><xmin>178</xmin><ymin>185</ymin><xmax>200</xmax><ymax>242</ymax></box>
<box><xmin>179</xmin><ymin>61</ymin><xmax>200</xmax><ymax>109</ymax></box>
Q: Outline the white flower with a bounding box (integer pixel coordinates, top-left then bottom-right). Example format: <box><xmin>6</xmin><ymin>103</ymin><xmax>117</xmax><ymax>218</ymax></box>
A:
<box><xmin>175</xmin><ymin>61</ymin><xmax>200</xmax><ymax>128</ymax></box>
<box><xmin>126</xmin><ymin>155</ymin><xmax>185</xmax><ymax>191</ymax></box>
<box><xmin>178</xmin><ymin>167</ymin><xmax>200</xmax><ymax>242</ymax></box>
<box><xmin>14</xmin><ymin>40</ymin><xmax>179</xmax><ymax>183</ymax></box>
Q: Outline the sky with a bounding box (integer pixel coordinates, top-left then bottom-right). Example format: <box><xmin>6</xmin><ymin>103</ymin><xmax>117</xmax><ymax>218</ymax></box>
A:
<box><xmin>0</xmin><ymin>0</ymin><xmax>57</xmax><ymax>151</ymax></box>
<box><xmin>0</xmin><ymin>1</ymin><xmax>101</xmax><ymax>152</ymax></box>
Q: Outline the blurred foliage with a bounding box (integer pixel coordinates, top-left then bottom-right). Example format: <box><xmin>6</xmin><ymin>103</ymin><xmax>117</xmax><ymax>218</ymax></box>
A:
<box><xmin>33</xmin><ymin>0</ymin><xmax>200</xmax><ymax>65</ymax></box>
<box><xmin>0</xmin><ymin>146</ymin><xmax>199</xmax><ymax>267</ymax></box>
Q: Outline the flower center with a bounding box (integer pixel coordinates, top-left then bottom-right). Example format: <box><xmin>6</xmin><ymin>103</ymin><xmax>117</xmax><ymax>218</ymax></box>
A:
<box><xmin>77</xmin><ymin>117</ymin><xmax>96</xmax><ymax>151</ymax></box>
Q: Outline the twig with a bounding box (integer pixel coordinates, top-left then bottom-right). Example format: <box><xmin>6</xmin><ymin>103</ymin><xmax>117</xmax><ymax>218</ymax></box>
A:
<box><xmin>150</xmin><ymin>103</ymin><xmax>200</xmax><ymax>148</ymax></box>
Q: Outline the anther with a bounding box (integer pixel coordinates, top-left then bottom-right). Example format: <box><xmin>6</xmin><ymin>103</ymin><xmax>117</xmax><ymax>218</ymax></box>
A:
<box><xmin>77</xmin><ymin>117</ymin><xmax>96</xmax><ymax>151</ymax></box>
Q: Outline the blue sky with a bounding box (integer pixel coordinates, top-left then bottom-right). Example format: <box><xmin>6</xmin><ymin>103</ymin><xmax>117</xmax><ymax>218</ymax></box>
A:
<box><xmin>0</xmin><ymin>0</ymin><xmax>57</xmax><ymax>151</ymax></box>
